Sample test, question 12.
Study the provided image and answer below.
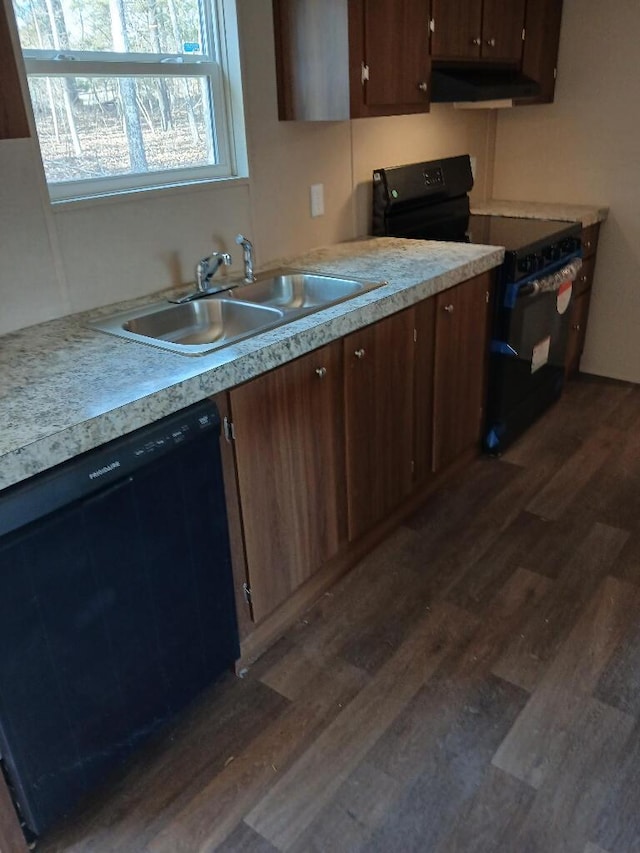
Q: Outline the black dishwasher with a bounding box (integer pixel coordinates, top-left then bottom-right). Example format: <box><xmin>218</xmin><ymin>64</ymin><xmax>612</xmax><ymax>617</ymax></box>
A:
<box><xmin>0</xmin><ymin>400</ymin><xmax>239</xmax><ymax>838</ymax></box>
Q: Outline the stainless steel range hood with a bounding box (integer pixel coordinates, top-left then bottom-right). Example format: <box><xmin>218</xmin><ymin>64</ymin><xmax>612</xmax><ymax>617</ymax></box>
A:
<box><xmin>431</xmin><ymin>68</ymin><xmax>541</xmax><ymax>104</ymax></box>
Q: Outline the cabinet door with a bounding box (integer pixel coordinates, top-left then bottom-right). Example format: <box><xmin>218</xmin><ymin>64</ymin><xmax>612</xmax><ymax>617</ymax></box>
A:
<box><xmin>345</xmin><ymin>308</ymin><xmax>415</xmax><ymax>541</ymax></box>
<box><xmin>518</xmin><ymin>0</ymin><xmax>563</xmax><ymax>104</ymax></box>
<box><xmin>433</xmin><ymin>274</ymin><xmax>491</xmax><ymax>473</ymax></box>
<box><xmin>431</xmin><ymin>0</ymin><xmax>483</xmax><ymax>60</ymax></box>
<box><xmin>350</xmin><ymin>0</ymin><xmax>431</xmax><ymax>116</ymax></box>
<box><xmin>413</xmin><ymin>296</ymin><xmax>437</xmax><ymax>485</ymax></box>
<box><xmin>1</xmin><ymin>3</ymin><xmax>30</xmax><ymax>139</ymax></box>
<box><xmin>273</xmin><ymin>0</ymin><xmax>351</xmax><ymax>121</ymax></box>
<box><xmin>481</xmin><ymin>0</ymin><xmax>526</xmax><ymax>62</ymax></box>
<box><xmin>229</xmin><ymin>341</ymin><xmax>347</xmax><ymax>623</ymax></box>
<box><xmin>565</xmin><ymin>290</ymin><xmax>591</xmax><ymax>378</ymax></box>
<box><xmin>581</xmin><ymin>223</ymin><xmax>600</xmax><ymax>259</ymax></box>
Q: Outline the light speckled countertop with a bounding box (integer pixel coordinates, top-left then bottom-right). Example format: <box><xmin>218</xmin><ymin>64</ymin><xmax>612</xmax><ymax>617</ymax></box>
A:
<box><xmin>0</xmin><ymin>237</ymin><xmax>503</xmax><ymax>491</ymax></box>
<box><xmin>471</xmin><ymin>200</ymin><xmax>609</xmax><ymax>228</ymax></box>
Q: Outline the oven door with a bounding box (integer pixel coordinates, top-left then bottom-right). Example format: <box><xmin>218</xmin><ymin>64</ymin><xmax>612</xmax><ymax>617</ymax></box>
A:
<box><xmin>485</xmin><ymin>275</ymin><xmax>574</xmax><ymax>453</ymax></box>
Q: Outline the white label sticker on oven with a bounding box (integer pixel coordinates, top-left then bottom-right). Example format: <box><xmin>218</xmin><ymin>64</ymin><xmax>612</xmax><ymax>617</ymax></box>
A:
<box><xmin>557</xmin><ymin>280</ymin><xmax>572</xmax><ymax>315</ymax></box>
<box><xmin>532</xmin><ymin>336</ymin><xmax>551</xmax><ymax>373</ymax></box>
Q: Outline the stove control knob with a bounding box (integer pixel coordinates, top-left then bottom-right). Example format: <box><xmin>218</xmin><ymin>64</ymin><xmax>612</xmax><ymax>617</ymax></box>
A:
<box><xmin>544</xmin><ymin>244</ymin><xmax>561</xmax><ymax>262</ymax></box>
<box><xmin>518</xmin><ymin>254</ymin><xmax>537</xmax><ymax>274</ymax></box>
<box><xmin>560</xmin><ymin>237</ymin><xmax>579</xmax><ymax>254</ymax></box>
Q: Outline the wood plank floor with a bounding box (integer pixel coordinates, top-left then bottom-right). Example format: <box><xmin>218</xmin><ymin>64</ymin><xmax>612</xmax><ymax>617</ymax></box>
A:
<box><xmin>40</xmin><ymin>374</ymin><xmax>640</xmax><ymax>853</ymax></box>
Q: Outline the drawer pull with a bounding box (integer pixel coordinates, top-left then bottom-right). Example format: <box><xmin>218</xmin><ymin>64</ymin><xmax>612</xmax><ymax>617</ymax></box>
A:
<box><xmin>354</xmin><ymin>348</ymin><xmax>366</xmax><ymax>359</ymax></box>
<box><xmin>418</xmin><ymin>81</ymin><xmax>428</xmax><ymax>92</ymax></box>
<box><xmin>572</xmin><ymin>324</ymin><xmax>581</xmax><ymax>331</ymax></box>
<box><xmin>315</xmin><ymin>367</ymin><xmax>327</xmax><ymax>379</ymax></box>
<box><xmin>443</xmin><ymin>304</ymin><xmax>454</xmax><ymax>313</ymax></box>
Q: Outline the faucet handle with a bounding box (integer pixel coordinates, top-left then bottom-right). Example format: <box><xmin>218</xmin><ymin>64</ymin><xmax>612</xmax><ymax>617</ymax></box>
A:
<box><xmin>235</xmin><ymin>233</ymin><xmax>252</xmax><ymax>247</ymax></box>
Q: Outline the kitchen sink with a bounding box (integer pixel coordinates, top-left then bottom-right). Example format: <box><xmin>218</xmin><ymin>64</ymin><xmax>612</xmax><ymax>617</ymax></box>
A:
<box><xmin>232</xmin><ymin>271</ymin><xmax>376</xmax><ymax>309</ymax></box>
<box><xmin>91</xmin><ymin>298</ymin><xmax>285</xmax><ymax>355</ymax></box>
<box><xmin>90</xmin><ymin>269</ymin><xmax>386</xmax><ymax>355</ymax></box>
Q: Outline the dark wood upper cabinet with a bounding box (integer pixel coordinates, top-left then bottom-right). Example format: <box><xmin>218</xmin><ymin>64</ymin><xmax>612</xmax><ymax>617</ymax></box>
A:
<box><xmin>481</xmin><ymin>0</ymin><xmax>527</xmax><ymax>62</ymax></box>
<box><xmin>0</xmin><ymin>3</ymin><xmax>29</xmax><ymax>139</ymax></box>
<box><xmin>350</xmin><ymin>0</ymin><xmax>432</xmax><ymax>117</ymax></box>
<box><xmin>518</xmin><ymin>0</ymin><xmax>564</xmax><ymax>103</ymax></box>
<box><xmin>431</xmin><ymin>0</ymin><xmax>483</xmax><ymax>61</ymax></box>
<box><xmin>431</xmin><ymin>0</ymin><xmax>526</xmax><ymax>65</ymax></box>
<box><xmin>273</xmin><ymin>0</ymin><xmax>431</xmax><ymax>121</ymax></box>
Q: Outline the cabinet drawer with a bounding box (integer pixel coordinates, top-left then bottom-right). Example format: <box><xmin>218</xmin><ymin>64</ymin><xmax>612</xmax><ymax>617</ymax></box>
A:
<box><xmin>581</xmin><ymin>223</ymin><xmax>600</xmax><ymax>259</ymax></box>
<box><xmin>574</xmin><ymin>254</ymin><xmax>595</xmax><ymax>298</ymax></box>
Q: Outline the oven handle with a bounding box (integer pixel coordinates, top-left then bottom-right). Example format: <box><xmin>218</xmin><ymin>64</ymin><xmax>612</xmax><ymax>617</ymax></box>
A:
<box><xmin>516</xmin><ymin>257</ymin><xmax>583</xmax><ymax>300</ymax></box>
<box><xmin>518</xmin><ymin>281</ymin><xmax>541</xmax><ymax>298</ymax></box>
<box><xmin>505</xmin><ymin>251</ymin><xmax>582</xmax><ymax>308</ymax></box>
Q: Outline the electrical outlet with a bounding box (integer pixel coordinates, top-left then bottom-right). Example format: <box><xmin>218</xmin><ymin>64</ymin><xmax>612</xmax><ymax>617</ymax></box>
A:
<box><xmin>310</xmin><ymin>183</ymin><xmax>324</xmax><ymax>217</ymax></box>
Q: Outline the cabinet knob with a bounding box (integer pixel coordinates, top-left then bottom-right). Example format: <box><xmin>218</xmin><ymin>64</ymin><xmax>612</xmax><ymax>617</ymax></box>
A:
<box><xmin>585</xmin><ymin>240</ymin><xmax>592</xmax><ymax>249</ymax></box>
<box><xmin>315</xmin><ymin>367</ymin><xmax>327</xmax><ymax>379</ymax></box>
<box><xmin>471</xmin><ymin>37</ymin><xmax>481</xmax><ymax>46</ymax></box>
<box><xmin>443</xmin><ymin>304</ymin><xmax>454</xmax><ymax>313</ymax></box>
<box><xmin>417</xmin><ymin>81</ymin><xmax>428</xmax><ymax>92</ymax></box>
<box><xmin>486</xmin><ymin>37</ymin><xmax>496</xmax><ymax>47</ymax></box>
<box><xmin>572</xmin><ymin>324</ymin><xmax>581</xmax><ymax>331</ymax></box>
<box><xmin>354</xmin><ymin>348</ymin><xmax>366</xmax><ymax>359</ymax></box>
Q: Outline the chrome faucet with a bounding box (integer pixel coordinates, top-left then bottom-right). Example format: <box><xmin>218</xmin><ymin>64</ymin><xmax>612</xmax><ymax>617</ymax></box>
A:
<box><xmin>235</xmin><ymin>234</ymin><xmax>256</xmax><ymax>283</ymax></box>
<box><xmin>169</xmin><ymin>250</ymin><xmax>232</xmax><ymax>304</ymax></box>
<box><xmin>195</xmin><ymin>251</ymin><xmax>232</xmax><ymax>293</ymax></box>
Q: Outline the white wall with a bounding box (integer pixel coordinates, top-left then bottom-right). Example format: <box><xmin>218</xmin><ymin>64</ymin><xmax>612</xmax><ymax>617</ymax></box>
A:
<box><xmin>0</xmin><ymin>0</ymin><xmax>496</xmax><ymax>336</ymax></box>
<box><xmin>492</xmin><ymin>0</ymin><xmax>640</xmax><ymax>383</ymax></box>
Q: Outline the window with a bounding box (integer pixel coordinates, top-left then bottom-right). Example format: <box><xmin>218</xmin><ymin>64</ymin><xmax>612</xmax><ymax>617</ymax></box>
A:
<box><xmin>11</xmin><ymin>0</ymin><xmax>245</xmax><ymax>200</ymax></box>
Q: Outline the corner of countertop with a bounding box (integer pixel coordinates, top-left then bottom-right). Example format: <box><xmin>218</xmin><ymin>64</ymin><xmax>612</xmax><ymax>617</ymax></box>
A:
<box><xmin>471</xmin><ymin>199</ymin><xmax>609</xmax><ymax>228</ymax></box>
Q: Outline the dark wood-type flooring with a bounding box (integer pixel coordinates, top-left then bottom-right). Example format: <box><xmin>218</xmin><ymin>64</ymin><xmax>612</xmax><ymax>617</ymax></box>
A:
<box><xmin>41</xmin><ymin>375</ymin><xmax>640</xmax><ymax>853</ymax></box>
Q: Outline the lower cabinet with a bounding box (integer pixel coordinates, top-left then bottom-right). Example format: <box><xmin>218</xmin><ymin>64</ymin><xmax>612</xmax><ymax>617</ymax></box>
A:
<box><xmin>433</xmin><ymin>272</ymin><xmax>492</xmax><ymax>472</ymax></box>
<box><xmin>229</xmin><ymin>271</ymin><xmax>493</xmax><ymax>626</ymax></box>
<box><xmin>228</xmin><ymin>340</ymin><xmax>347</xmax><ymax>623</ymax></box>
<box><xmin>344</xmin><ymin>307</ymin><xmax>416</xmax><ymax>541</ymax></box>
<box><xmin>565</xmin><ymin>290</ymin><xmax>592</xmax><ymax>378</ymax></box>
<box><xmin>565</xmin><ymin>222</ymin><xmax>601</xmax><ymax>378</ymax></box>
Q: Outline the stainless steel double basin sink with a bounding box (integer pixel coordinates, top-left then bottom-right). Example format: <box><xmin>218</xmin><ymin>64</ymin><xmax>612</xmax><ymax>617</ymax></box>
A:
<box><xmin>91</xmin><ymin>270</ymin><xmax>386</xmax><ymax>355</ymax></box>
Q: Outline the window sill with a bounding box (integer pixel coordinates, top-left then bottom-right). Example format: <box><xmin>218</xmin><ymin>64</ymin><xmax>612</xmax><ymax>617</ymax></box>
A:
<box><xmin>50</xmin><ymin>174</ymin><xmax>250</xmax><ymax>213</ymax></box>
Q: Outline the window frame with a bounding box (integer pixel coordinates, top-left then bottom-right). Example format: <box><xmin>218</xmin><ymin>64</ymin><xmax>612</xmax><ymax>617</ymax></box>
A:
<box><xmin>13</xmin><ymin>0</ymin><xmax>244</xmax><ymax>202</ymax></box>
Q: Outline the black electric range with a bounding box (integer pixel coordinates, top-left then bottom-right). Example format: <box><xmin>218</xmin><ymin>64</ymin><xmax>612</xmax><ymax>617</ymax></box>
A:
<box><xmin>372</xmin><ymin>155</ymin><xmax>583</xmax><ymax>453</ymax></box>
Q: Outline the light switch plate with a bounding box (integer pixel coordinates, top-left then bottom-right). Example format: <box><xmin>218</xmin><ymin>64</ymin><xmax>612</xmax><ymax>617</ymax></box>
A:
<box><xmin>310</xmin><ymin>183</ymin><xmax>324</xmax><ymax>217</ymax></box>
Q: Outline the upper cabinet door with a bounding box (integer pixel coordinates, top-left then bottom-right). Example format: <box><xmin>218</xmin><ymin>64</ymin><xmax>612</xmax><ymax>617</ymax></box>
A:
<box><xmin>519</xmin><ymin>0</ymin><xmax>564</xmax><ymax>103</ymax></box>
<box><xmin>431</xmin><ymin>0</ymin><xmax>483</xmax><ymax>61</ymax></box>
<box><xmin>273</xmin><ymin>0</ymin><xmax>352</xmax><ymax>121</ymax></box>
<box><xmin>0</xmin><ymin>3</ymin><xmax>30</xmax><ymax>139</ymax></box>
<box><xmin>481</xmin><ymin>0</ymin><xmax>526</xmax><ymax>62</ymax></box>
<box><xmin>355</xmin><ymin>0</ymin><xmax>432</xmax><ymax>115</ymax></box>
<box><xmin>431</xmin><ymin>0</ymin><xmax>526</xmax><ymax>64</ymax></box>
